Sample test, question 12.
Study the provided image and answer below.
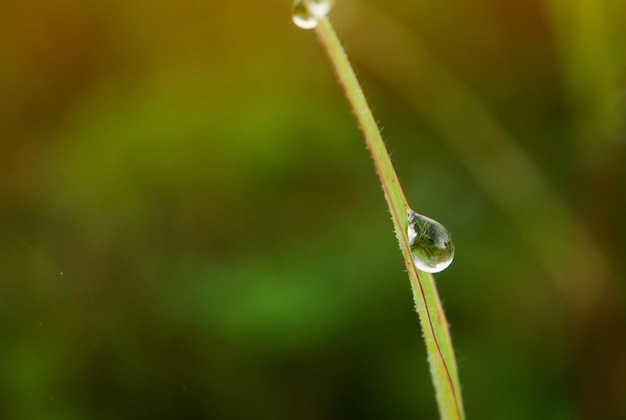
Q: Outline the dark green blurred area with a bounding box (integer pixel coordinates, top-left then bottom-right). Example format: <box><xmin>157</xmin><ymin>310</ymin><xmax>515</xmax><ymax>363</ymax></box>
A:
<box><xmin>1</xmin><ymin>0</ymin><xmax>625</xmax><ymax>418</ymax></box>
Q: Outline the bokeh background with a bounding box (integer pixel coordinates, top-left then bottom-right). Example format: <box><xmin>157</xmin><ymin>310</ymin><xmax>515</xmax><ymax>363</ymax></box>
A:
<box><xmin>1</xmin><ymin>0</ymin><xmax>625</xmax><ymax>418</ymax></box>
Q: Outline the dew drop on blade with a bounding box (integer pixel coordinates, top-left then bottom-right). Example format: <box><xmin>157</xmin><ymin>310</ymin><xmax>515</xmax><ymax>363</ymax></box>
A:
<box><xmin>292</xmin><ymin>0</ymin><xmax>318</xmax><ymax>30</ymax></box>
<box><xmin>407</xmin><ymin>210</ymin><xmax>455</xmax><ymax>273</ymax></box>
<box><xmin>304</xmin><ymin>0</ymin><xmax>334</xmax><ymax>19</ymax></box>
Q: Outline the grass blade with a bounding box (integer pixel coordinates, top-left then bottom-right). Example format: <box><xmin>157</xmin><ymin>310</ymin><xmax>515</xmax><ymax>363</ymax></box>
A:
<box><xmin>314</xmin><ymin>16</ymin><xmax>465</xmax><ymax>419</ymax></box>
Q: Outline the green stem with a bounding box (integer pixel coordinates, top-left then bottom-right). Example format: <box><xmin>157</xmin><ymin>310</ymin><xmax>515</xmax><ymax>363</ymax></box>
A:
<box><xmin>314</xmin><ymin>17</ymin><xmax>465</xmax><ymax>419</ymax></box>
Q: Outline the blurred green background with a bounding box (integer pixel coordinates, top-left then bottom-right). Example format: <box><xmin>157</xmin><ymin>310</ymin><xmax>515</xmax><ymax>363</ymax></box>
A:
<box><xmin>1</xmin><ymin>0</ymin><xmax>625</xmax><ymax>418</ymax></box>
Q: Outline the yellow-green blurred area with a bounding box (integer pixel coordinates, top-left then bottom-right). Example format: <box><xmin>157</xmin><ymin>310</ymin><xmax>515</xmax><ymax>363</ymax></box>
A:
<box><xmin>1</xmin><ymin>0</ymin><xmax>625</xmax><ymax>418</ymax></box>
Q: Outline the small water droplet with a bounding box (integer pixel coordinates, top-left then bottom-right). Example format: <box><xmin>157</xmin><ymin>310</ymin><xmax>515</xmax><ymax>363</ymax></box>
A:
<box><xmin>292</xmin><ymin>0</ymin><xmax>318</xmax><ymax>30</ymax></box>
<box><xmin>407</xmin><ymin>210</ymin><xmax>455</xmax><ymax>273</ymax></box>
<box><xmin>304</xmin><ymin>0</ymin><xmax>334</xmax><ymax>18</ymax></box>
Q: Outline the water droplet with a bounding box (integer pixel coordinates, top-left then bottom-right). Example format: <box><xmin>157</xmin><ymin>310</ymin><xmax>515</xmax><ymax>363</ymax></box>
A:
<box><xmin>304</xmin><ymin>0</ymin><xmax>334</xmax><ymax>18</ymax></box>
<box><xmin>407</xmin><ymin>210</ymin><xmax>455</xmax><ymax>273</ymax></box>
<box><xmin>292</xmin><ymin>0</ymin><xmax>318</xmax><ymax>30</ymax></box>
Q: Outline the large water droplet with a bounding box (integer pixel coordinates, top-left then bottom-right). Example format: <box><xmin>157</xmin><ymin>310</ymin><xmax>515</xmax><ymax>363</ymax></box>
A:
<box><xmin>292</xmin><ymin>0</ymin><xmax>318</xmax><ymax>30</ymax></box>
<box><xmin>407</xmin><ymin>211</ymin><xmax>455</xmax><ymax>273</ymax></box>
